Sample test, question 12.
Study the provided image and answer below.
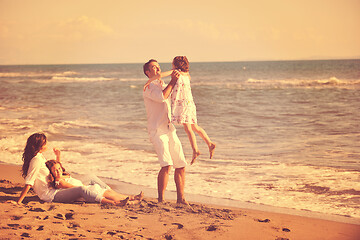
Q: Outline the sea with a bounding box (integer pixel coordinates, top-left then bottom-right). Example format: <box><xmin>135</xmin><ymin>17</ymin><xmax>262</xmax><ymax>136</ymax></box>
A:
<box><xmin>0</xmin><ymin>59</ymin><xmax>359</xmax><ymax>223</ymax></box>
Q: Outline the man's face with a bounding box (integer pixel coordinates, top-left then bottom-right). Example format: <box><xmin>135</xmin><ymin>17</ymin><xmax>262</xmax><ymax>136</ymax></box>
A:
<box><xmin>146</xmin><ymin>61</ymin><xmax>161</xmax><ymax>78</ymax></box>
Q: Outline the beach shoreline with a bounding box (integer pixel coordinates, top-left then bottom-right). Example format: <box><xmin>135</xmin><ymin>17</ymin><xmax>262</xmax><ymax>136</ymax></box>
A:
<box><xmin>1</xmin><ymin>162</ymin><xmax>359</xmax><ymax>240</ymax></box>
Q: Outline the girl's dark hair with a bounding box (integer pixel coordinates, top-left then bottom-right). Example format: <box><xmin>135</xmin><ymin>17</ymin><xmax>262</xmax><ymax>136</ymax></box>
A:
<box><xmin>21</xmin><ymin>133</ymin><xmax>47</xmax><ymax>178</ymax></box>
<box><xmin>173</xmin><ymin>56</ymin><xmax>189</xmax><ymax>72</ymax></box>
<box><xmin>45</xmin><ymin>160</ymin><xmax>69</xmax><ymax>188</ymax></box>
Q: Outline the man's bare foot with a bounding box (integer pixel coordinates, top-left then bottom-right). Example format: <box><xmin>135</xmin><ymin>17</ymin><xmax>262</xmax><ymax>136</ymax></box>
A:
<box><xmin>176</xmin><ymin>199</ymin><xmax>194</xmax><ymax>211</ymax></box>
<box><xmin>191</xmin><ymin>151</ymin><xmax>201</xmax><ymax>165</ymax></box>
<box><xmin>134</xmin><ymin>191</ymin><xmax>144</xmax><ymax>201</ymax></box>
<box><xmin>116</xmin><ymin>197</ymin><xmax>129</xmax><ymax>206</ymax></box>
<box><xmin>209</xmin><ymin>143</ymin><xmax>216</xmax><ymax>159</ymax></box>
<box><xmin>177</xmin><ymin>199</ymin><xmax>190</xmax><ymax>206</ymax></box>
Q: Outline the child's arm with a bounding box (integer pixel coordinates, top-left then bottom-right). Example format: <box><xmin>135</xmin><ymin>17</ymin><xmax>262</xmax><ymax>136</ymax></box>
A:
<box><xmin>55</xmin><ymin>178</ymin><xmax>75</xmax><ymax>189</ymax></box>
<box><xmin>17</xmin><ymin>184</ymin><xmax>32</xmax><ymax>204</ymax></box>
<box><xmin>143</xmin><ymin>70</ymin><xmax>173</xmax><ymax>91</ymax></box>
<box><xmin>53</xmin><ymin>148</ymin><xmax>61</xmax><ymax>162</ymax></box>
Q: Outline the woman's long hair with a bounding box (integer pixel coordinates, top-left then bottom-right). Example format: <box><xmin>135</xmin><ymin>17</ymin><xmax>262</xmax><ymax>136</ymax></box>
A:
<box><xmin>21</xmin><ymin>133</ymin><xmax>47</xmax><ymax>178</ymax></box>
<box><xmin>45</xmin><ymin>160</ymin><xmax>69</xmax><ymax>188</ymax></box>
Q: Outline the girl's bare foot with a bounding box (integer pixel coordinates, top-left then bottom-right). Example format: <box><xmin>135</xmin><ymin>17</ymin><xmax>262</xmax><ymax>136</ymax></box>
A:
<box><xmin>209</xmin><ymin>143</ymin><xmax>216</xmax><ymax>159</ymax></box>
<box><xmin>191</xmin><ymin>151</ymin><xmax>201</xmax><ymax>165</ymax></box>
<box><xmin>116</xmin><ymin>197</ymin><xmax>129</xmax><ymax>206</ymax></box>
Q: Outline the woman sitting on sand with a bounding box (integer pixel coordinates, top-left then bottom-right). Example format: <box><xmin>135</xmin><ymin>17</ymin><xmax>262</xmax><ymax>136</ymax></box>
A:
<box><xmin>45</xmin><ymin>159</ymin><xmax>143</xmax><ymax>206</ymax></box>
<box><xmin>17</xmin><ymin>133</ymin><xmax>142</xmax><ymax>206</ymax></box>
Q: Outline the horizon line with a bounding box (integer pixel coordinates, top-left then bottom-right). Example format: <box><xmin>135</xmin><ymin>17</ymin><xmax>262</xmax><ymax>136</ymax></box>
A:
<box><xmin>1</xmin><ymin>58</ymin><xmax>359</xmax><ymax>66</ymax></box>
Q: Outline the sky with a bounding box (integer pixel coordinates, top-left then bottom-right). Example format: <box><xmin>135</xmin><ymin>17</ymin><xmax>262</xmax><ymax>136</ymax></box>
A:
<box><xmin>0</xmin><ymin>0</ymin><xmax>359</xmax><ymax>65</ymax></box>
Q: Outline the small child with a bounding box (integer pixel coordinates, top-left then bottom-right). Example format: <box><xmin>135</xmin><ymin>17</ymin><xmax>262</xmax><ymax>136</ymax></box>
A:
<box><xmin>170</xmin><ymin>56</ymin><xmax>215</xmax><ymax>164</ymax></box>
<box><xmin>46</xmin><ymin>159</ymin><xmax>143</xmax><ymax>206</ymax></box>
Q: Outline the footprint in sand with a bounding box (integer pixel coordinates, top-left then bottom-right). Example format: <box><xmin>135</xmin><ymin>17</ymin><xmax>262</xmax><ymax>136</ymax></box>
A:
<box><xmin>10</xmin><ymin>215</ymin><xmax>23</xmax><ymax>220</ymax></box>
<box><xmin>63</xmin><ymin>233</ymin><xmax>75</xmax><ymax>237</ymax></box>
<box><xmin>37</xmin><ymin>225</ymin><xmax>44</xmax><ymax>231</ymax></box>
<box><xmin>65</xmin><ymin>212</ymin><xmax>75</xmax><ymax>220</ymax></box>
<box><xmin>164</xmin><ymin>234</ymin><xmax>174</xmax><ymax>240</ymax></box>
<box><xmin>24</xmin><ymin>225</ymin><xmax>32</xmax><ymax>230</ymax></box>
<box><xmin>107</xmin><ymin>231</ymin><xmax>116</xmax><ymax>236</ymax></box>
<box><xmin>206</xmin><ymin>224</ymin><xmax>218</xmax><ymax>231</ymax></box>
<box><xmin>171</xmin><ymin>223</ymin><xmax>184</xmax><ymax>229</ymax></box>
<box><xmin>48</xmin><ymin>205</ymin><xmax>56</xmax><ymax>211</ymax></box>
<box><xmin>20</xmin><ymin>232</ymin><xmax>30</xmax><ymax>238</ymax></box>
<box><xmin>54</xmin><ymin>213</ymin><xmax>65</xmax><ymax>220</ymax></box>
<box><xmin>257</xmin><ymin>218</ymin><xmax>271</xmax><ymax>223</ymax></box>
<box><xmin>67</xmin><ymin>222</ymin><xmax>80</xmax><ymax>229</ymax></box>
<box><xmin>7</xmin><ymin>224</ymin><xmax>20</xmax><ymax>229</ymax></box>
<box><xmin>29</xmin><ymin>207</ymin><xmax>46</xmax><ymax>212</ymax></box>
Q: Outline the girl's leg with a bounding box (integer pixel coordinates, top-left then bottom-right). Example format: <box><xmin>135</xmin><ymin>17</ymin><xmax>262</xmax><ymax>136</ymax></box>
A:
<box><xmin>54</xmin><ymin>186</ymin><xmax>125</xmax><ymax>206</ymax></box>
<box><xmin>191</xmin><ymin>124</ymin><xmax>216</xmax><ymax>159</ymax></box>
<box><xmin>53</xmin><ymin>186</ymin><xmax>99</xmax><ymax>203</ymax></box>
<box><xmin>183</xmin><ymin>123</ymin><xmax>200</xmax><ymax>164</ymax></box>
<box><xmin>102</xmin><ymin>189</ymin><xmax>134</xmax><ymax>206</ymax></box>
<box><xmin>103</xmin><ymin>189</ymin><xmax>143</xmax><ymax>202</ymax></box>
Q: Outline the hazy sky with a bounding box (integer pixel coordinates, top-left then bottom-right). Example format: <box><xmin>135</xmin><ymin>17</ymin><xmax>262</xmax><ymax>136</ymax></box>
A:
<box><xmin>0</xmin><ymin>0</ymin><xmax>359</xmax><ymax>65</ymax></box>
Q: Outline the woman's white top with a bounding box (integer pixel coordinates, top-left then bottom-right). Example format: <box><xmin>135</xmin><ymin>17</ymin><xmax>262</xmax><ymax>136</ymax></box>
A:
<box><xmin>25</xmin><ymin>153</ymin><xmax>59</xmax><ymax>202</ymax></box>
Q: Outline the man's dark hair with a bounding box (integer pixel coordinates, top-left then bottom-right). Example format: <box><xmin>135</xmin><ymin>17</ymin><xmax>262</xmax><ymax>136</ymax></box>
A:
<box><xmin>143</xmin><ymin>59</ymin><xmax>158</xmax><ymax>77</ymax></box>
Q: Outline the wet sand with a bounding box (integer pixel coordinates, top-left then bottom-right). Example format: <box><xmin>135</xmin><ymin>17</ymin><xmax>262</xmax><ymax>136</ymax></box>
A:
<box><xmin>0</xmin><ymin>163</ymin><xmax>359</xmax><ymax>240</ymax></box>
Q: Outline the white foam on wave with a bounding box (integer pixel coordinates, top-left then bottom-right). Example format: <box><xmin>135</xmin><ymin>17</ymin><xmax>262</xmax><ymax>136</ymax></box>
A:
<box><xmin>53</xmin><ymin>71</ymin><xmax>78</xmax><ymax>77</ymax></box>
<box><xmin>191</xmin><ymin>77</ymin><xmax>360</xmax><ymax>89</ymax></box>
<box><xmin>0</xmin><ymin>71</ymin><xmax>79</xmax><ymax>78</ymax></box>
<box><xmin>1</xmin><ymin>127</ymin><xmax>359</xmax><ymax>219</ymax></box>
<box><xmin>0</xmin><ymin>72</ymin><xmax>48</xmax><ymax>78</ymax></box>
<box><xmin>245</xmin><ymin>77</ymin><xmax>360</xmax><ymax>89</ymax></box>
<box><xmin>186</xmin><ymin>161</ymin><xmax>360</xmax><ymax>218</ymax></box>
<box><xmin>48</xmin><ymin>120</ymin><xmax>104</xmax><ymax>134</ymax></box>
<box><xmin>41</xmin><ymin>76</ymin><xmax>117</xmax><ymax>83</ymax></box>
<box><xmin>118</xmin><ymin>78</ymin><xmax>144</xmax><ymax>82</ymax></box>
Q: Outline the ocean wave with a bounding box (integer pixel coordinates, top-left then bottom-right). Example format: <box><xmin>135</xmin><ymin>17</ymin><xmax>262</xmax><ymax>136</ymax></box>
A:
<box><xmin>0</xmin><ymin>72</ymin><xmax>52</xmax><ymax>78</ymax></box>
<box><xmin>245</xmin><ymin>77</ymin><xmax>360</xmax><ymax>87</ymax></box>
<box><xmin>53</xmin><ymin>71</ymin><xmax>78</xmax><ymax>77</ymax></box>
<box><xmin>48</xmin><ymin>119</ymin><xmax>104</xmax><ymax>133</ymax></box>
<box><xmin>0</xmin><ymin>71</ymin><xmax>79</xmax><ymax>82</ymax></box>
<box><xmin>42</xmin><ymin>76</ymin><xmax>117</xmax><ymax>83</ymax></box>
<box><xmin>191</xmin><ymin>77</ymin><xmax>360</xmax><ymax>89</ymax></box>
<box><xmin>118</xmin><ymin>78</ymin><xmax>145</xmax><ymax>82</ymax></box>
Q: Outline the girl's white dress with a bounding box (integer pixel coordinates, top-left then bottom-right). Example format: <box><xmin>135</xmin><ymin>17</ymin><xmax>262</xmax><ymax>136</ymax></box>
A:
<box><xmin>171</xmin><ymin>74</ymin><xmax>197</xmax><ymax>124</ymax></box>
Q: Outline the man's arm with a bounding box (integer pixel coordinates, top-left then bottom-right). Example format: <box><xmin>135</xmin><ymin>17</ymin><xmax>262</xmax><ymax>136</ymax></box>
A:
<box><xmin>144</xmin><ymin>71</ymin><xmax>173</xmax><ymax>91</ymax></box>
<box><xmin>162</xmin><ymin>70</ymin><xmax>180</xmax><ymax>99</ymax></box>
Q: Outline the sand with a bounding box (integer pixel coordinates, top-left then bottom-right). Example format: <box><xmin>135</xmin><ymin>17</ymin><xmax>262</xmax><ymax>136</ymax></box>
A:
<box><xmin>0</xmin><ymin>163</ymin><xmax>359</xmax><ymax>240</ymax></box>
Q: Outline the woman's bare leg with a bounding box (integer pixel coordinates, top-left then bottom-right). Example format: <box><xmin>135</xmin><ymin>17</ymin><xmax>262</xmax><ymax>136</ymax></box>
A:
<box><xmin>183</xmin><ymin>123</ymin><xmax>200</xmax><ymax>164</ymax></box>
<box><xmin>191</xmin><ymin>124</ymin><xmax>216</xmax><ymax>159</ymax></box>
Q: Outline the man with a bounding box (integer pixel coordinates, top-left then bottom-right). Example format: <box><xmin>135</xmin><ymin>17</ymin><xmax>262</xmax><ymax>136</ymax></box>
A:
<box><xmin>143</xmin><ymin>59</ymin><xmax>189</xmax><ymax>205</ymax></box>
